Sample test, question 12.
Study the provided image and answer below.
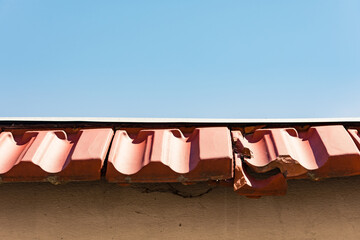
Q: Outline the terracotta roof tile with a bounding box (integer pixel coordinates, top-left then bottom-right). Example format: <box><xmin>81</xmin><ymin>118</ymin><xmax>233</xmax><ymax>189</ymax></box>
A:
<box><xmin>233</xmin><ymin>155</ymin><xmax>287</xmax><ymax>196</ymax></box>
<box><xmin>348</xmin><ymin>129</ymin><xmax>360</xmax><ymax>150</ymax></box>
<box><xmin>232</xmin><ymin>125</ymin><xmax>360</xmax><ymax>196</ymax></box>
<box><xmin>1</xmin><ymin>120</ymin><xmax>360</xmax><ymax>197</ymax></box>
<box><xmin>0</xmin><ymin>128</ymin><xmax>113</xmax><ymax>182</ymax></box>
<box><xmin>106</xmin><ymin>127</ymin><xmax>233</xmax><ymax>182</ymax></box>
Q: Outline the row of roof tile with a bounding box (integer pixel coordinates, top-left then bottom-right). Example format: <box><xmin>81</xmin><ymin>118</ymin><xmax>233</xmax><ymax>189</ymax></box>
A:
<box><xmin>0</xmin><ymin>127</ymin><xmax>232</xmax><ymax>183</ymax></box>
<box><xmin>233</xmin><ymin>126</ymin><xmax>360</xmax><ymax>196</ymax></box>
<box><xmin>0</xmin><ymin>125</ymin><xmax>359</xmax><ymax>196</ymax></box>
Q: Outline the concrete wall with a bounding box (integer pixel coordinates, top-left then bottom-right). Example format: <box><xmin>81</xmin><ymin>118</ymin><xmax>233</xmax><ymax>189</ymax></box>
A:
<box><xmin>1</xmin><ymin>176</ymin><xmax>360</xmax><ymax>240</ymax></box>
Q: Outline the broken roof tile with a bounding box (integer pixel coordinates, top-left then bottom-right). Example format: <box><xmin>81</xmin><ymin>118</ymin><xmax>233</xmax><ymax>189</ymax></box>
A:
<box><xmin>232</xmin><ymin>125</ymin><xmax>360</xmax><ymax>179</ymax></box>
<box><xmin>232</xmin><ymin>125</ymin><xmax>360</xmax><ymax>196</ymax></box>
<box><xmin>233</xmin><ymin>155</ymin><xmax>287</xmax><ymax>196</ymax></box>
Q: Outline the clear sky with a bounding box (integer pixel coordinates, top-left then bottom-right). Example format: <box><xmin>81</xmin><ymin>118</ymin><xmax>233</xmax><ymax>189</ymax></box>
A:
<box><xmin>0</xmin><ymin>0</ymin><xmax>359</xmax><ymax>118</ymax></box>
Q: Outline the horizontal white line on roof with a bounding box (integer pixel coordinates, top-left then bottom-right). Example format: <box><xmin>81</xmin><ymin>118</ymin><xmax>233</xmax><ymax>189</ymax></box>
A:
<box><xmin>0</xmin><ymin>117</ymin><xmax>359</xmax><ymax>123</ymax></box>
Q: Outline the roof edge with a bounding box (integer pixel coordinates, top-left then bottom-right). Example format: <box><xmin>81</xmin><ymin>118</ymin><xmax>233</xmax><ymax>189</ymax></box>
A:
<box><xmin>0</xmin><ymin>117</ymin><xmax>359</xmax><ymax>124</ymax></box>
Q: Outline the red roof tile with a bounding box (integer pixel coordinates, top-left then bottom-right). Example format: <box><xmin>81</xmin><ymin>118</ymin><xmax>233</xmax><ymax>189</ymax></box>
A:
<box><xmin>1</xmin><ymin>119</ymin><xmax>360</xmax><ymax>197</ymax></box>
<box><xmin>106</xmin><ymin>127</ymin><xmax>233</xmax><ymax>182</ymax></box>
<box><xmin>0</xmin><ymin>128</ymin><xmax>113</xmax><ymax>182</ymax></box>
<box><xmin>232</xmin><ymin>125</ymin><xmax>360</xmax><ymax>196</ymax></box>
<box><xmin>233</xmin><ymin>155</ymin><xmax>287</xmax><ymax>196</ymax></box>
<box><xmin>349</xmin><ymin>129</ymin><xmax>360</xmax><ymax>149</ymax></box>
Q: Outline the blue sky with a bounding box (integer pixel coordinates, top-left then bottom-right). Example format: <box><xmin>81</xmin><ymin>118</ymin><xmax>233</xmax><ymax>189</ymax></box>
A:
<box><xmin>0</xmin><ymin>0</ymin><xmax>359</xmax><ymax>118</ymax></box>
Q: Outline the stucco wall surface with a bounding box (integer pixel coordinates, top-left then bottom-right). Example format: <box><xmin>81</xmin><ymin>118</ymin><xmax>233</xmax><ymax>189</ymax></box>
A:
<box><xmin>0</xmin><ymin>177</ymin><xmax>360</xmax><ymax>240</ymax></box>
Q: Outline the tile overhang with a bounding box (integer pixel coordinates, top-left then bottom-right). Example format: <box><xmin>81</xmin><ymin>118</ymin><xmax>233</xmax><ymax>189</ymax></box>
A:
<box><xmin>1</xmin><ymin>118</ymin><xmax>360</xmax><ymax>197</ymax></box>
